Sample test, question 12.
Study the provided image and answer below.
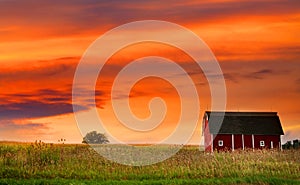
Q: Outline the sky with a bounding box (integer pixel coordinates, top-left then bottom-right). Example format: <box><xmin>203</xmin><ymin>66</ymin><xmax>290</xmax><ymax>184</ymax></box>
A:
<box><xmin>0</xmin><ymin>0</ymin><xmax>299</xmax><ymax>144</ymax></box>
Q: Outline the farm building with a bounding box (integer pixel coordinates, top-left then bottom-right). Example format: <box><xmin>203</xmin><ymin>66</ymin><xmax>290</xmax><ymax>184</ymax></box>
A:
<box><xmin>203</xmin><ymin>111</ymin><xmax>284</xmax><ymax>152</ymax></box>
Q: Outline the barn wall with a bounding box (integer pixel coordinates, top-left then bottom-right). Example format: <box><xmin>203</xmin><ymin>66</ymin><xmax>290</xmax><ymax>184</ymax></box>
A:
<box><xmin>213</xmin><ymin>134</ymin><xmax>232</xmax><ymax>151</ymax></box>
<box><xmin>209</xmin><ymin>134</ymin><xmax>281</xmax><ymax>151</ymax></box>
<box><xmin>244</xmin><ymin>135</ymin><xmax>253</xmax><ymax>149</ymax></box>
<box><xmin>234</xmin><ymin>134</ymin><xmax>243</xmax><ymax>149</ymax></box>
<box><xmin>203</xmin><ymin>118</ymin><xmax>212</xmax><ymax>152</ymax></box>
<box><xmin>254</xmin><ymin>135</ymin><xmax>280</xmax><ymax>149</ymax></box>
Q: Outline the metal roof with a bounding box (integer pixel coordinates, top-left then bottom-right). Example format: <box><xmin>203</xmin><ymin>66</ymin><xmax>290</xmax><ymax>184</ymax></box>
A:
<box><xmin>205</xmin><ymin>111</ymin><xmax>284</xmax><ymax>135</ymax></box>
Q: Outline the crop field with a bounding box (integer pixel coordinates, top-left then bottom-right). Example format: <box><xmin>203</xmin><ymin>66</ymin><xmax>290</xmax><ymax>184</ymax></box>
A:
<box><xmin>0</xmin><ymin>142</ymin><xmax>299</xmax><ymax>185</ymax></box>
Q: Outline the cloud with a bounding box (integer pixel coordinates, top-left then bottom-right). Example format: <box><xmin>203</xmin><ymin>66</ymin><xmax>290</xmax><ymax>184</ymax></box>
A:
<box><xmin>0</xmin><ymin>57</ymin><xmax>79</xmax><ymax>81</ymax></box>
<box><xmin>295</xmin><ymin>78</ymin><xmax>300</xmax><ymax>93</ymax></box>
<box><xmin>0</xmin><ymin>87</ymin><xmax>107</xmax><ymax>120</ymax></box>
<box><xmin>0</xmin><ymin>120</ymin><xmax>52</xmax><ymax>140</ymax></box>
<box><xmin>215</xmin><ymin>45</ymin><xmax>300</xmax><ymax>64</ymax></box>
<box><xmin>0</xmin><ymin>100</ymin><xmax>84</xmax><ymax>120</ymax></box>
<box><xmin>172</xmin><ymin>67</ymin><xmax>272</xmax><ymax>84</ymax></box>
<box><xmin>1</xmin><ymin>88</ymin><xmax>72</xmax><ymax>104</ymax></box>
<box><xmin>244</xmin><ymin>69</ymin><xmax>273</xmax><ymax>80</ymax></box>
<box><xmin>222</xmin><ymin>73</ymin><xmax>238</xmax><ymax>83</ymax></box>
<box><xmin>0</xmin><ymin>0</ymin><xmax>299</xmax><ymax>41</ymax></box>
<box><xmin>206</xmin><ymin>60</ymin><xmax>295</xmax><ymax>84</ymax></box>
<box><xmin>266</xmin><ymin>46</ymin><xmax>300</xmax><ymax>57</ymax></box>
<box><xmin>253</xmin><ymin>69</ymin><xmax>273</xmax><ymax>75</ymax></box>
<box><xmin>202</xmin><ymin>72</ymin><xmax>238</xmax><ymax>84</ymax></box>
<box><xmin>0</xmin><ymin>120</ymin><xmax>48</xmax><ymax>131</ymax></box>
<box><xmin>0</xmin><ymin>0</ymin><xmax>298</xmax><ymax>143</ymax></box>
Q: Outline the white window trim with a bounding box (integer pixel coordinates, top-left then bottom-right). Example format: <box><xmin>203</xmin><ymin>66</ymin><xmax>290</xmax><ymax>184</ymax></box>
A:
<box><xmin>218</xmin><ymin>140</ymin><xmax>223</xmax><ymax>147</ymax></box>
<box><xmin>260</xmin><ymin>140</ymin><xmax>265</xmax><ymax>147</ymax></box>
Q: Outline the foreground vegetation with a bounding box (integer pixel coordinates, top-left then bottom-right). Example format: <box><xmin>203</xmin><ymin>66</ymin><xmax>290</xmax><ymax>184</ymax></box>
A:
<box><xmin>0</xmin><ymin>142</ymin><xmax>299</xmax><ymax>184</ymax></box>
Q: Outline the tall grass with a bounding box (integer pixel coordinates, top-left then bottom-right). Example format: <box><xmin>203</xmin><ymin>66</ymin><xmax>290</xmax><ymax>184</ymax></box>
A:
<box><xmin>0</xmin><ymin>142</ymin><xmax>299</xmax><ymax>181</ymax></box>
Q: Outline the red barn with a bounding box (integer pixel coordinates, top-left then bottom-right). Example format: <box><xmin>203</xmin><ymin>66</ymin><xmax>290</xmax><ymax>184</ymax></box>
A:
<box><xmin>203</xmin><ymin>111</ymin><xmax>284</xmax><ymax>152</ymax></box>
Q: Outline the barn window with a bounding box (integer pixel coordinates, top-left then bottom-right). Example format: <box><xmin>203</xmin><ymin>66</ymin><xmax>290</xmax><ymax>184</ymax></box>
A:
<box><xmin>218</xmin><ymin>140</ymin><xmax>223</xmax><ymax>146</ymax></box>
<box><xmin>260</xmin><ymin>140</ymin><xmax>265</xmax><ymax>147</ymax></box>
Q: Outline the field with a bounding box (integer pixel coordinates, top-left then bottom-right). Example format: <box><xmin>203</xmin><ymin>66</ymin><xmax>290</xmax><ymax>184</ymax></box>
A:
<box><xmin>0</xmin><ymin>142</ymin><xmax>299</xmax><ymax>185</ymax></box>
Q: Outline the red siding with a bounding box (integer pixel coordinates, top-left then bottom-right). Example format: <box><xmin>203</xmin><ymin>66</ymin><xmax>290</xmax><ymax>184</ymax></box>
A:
<box><xmin>213</xmin><ymin>134</ymin><xmax>232</xmax><ymax>151</ymax></box>
<box><xmin>210</xmin><ymin>134</ymin><xmax>281</xmax><ymax>151</ymax></box>
<box><xmin>254</xmin><ymin>135</ymin><xmax>280</xmax><ymax>149</ymax></box>
<box><xmin>234</xmin><ymin>134</ymin><xmax>243</xmax><ymax>149</ymax></box>
<box><xmin>203</xmin><ymin>118</ymin><xmax>212</xmax><ymax>152</ymax></box>
<box><xmin>244</xmin><ymin>135</ymin><xmax>253</xmax><ymax>149</ymax></box>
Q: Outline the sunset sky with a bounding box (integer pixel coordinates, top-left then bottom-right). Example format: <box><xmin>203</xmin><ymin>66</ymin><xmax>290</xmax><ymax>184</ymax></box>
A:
<box><xmin>0</xmin><ymin>0</ymin><xmax>299</xmax><ymax>144</ymax></box>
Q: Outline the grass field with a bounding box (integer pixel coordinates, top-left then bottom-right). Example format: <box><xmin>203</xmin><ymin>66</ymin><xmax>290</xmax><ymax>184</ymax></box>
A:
<box><xmin>0</xmin><ymin>142</ymin><xmax>299</xmax><ymax>185</ymax></box>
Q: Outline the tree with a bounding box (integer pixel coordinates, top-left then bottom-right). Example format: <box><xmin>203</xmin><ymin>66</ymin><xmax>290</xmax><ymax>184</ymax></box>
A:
<box><xmin>82</xmin><ymin>131</ymin><xmax>109</xmax><ymax>144</ymax></box>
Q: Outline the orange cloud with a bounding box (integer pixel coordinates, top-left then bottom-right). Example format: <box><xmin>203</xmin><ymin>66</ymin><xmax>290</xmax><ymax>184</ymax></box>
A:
<box><xmin>0</xmin><ymin>0</ymin><xmax>299</xmax><ymax>143</ymax></box>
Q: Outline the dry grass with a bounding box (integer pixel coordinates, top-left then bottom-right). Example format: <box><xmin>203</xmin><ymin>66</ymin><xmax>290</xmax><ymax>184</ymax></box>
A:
<box><xmin>0</xmin><ymin>142</ymin><xmax>299</xmax><ymax>184</ymax></box>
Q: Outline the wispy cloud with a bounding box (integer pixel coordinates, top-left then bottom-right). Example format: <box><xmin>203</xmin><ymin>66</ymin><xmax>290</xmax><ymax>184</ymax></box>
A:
<box><xmin>0</xmin><ymin>57</ymin><xmax>79</xmax><ymax>81</ymax></box>
<box><xmin>295</xmin><ymin>78</ymin><xmax>300</xmax><ymax>93</ymax></box>
<box><xmin>0</xmin><ymin>120</ymin><xmax>51</xmax><ymax>140</ymax></box>
<box><xmin>244</xmin><ymin>69</ymin><xmax>273</xmax><ymax>80</ymax></box>
<box><xmin>0</xmin><ymin>0</ymin><xmax>299</xmax><ymax>41</ymax></box>
<box><xmin>0</xmin><ymin>120</ymin><xmax>48</xmax><ymax>131</ymax></box>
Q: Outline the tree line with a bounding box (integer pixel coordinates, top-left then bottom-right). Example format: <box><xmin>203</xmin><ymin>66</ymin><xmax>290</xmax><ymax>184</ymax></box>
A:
<box><xmin>282</xmin><ymin>139</ymin><xmax>299</xmax><ymax>149</ymax></box>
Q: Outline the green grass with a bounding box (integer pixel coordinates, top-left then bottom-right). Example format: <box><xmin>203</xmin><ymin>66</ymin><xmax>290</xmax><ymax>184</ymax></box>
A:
<box><xmin>0</xmin><ymin>176</ymin><xmax>299</xmax><ymax>185</ymax></box>
<box><xmin>0</xmin><ymin>142</ymin><xmax>299</xmax><ymax>184</ymax></box>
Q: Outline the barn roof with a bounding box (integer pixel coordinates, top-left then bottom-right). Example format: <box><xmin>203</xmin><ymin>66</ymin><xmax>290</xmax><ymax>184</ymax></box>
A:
<box><xmin>205</xmin><ymin>111</ymin><xmax>284</xmax><ymax>135</ymax></box>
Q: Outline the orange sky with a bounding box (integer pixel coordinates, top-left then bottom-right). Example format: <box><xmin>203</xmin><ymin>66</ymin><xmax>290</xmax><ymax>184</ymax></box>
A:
<box><xmin>0</xmin><ymin>0</ymin><xmax>299</xmax><ymax>144</ymax></box>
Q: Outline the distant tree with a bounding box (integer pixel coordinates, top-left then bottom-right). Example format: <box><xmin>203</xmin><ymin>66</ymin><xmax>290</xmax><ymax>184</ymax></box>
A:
<box><xmin>282</xmin><ymin>139</ymin><xmax>300</xmax><ymax>150</ymax></box>
<box><xmin>282</xmin><ymin>141</ymin><xmax>292</xmax><ymax>149</ymax></box>
<box><xmin>293</xmin><ymin>139</ymin><xmax>299</xmax><ymax>149</ymax></box>
<box><xmin>82</xmin><ymin>131</ymin><xmax>109</xmax><ymax>144</ymax></box>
